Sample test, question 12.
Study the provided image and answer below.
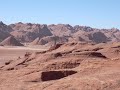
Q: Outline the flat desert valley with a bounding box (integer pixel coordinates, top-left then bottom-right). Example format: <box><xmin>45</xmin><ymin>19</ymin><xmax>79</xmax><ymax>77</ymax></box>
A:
<box><xmin>0</xmin><ymin>46</ymin><xmax>48</xmax><ymax>66</ymax></box>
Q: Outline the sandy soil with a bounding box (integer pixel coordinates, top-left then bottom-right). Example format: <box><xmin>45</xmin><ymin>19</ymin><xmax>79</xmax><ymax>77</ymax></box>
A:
<box><xmin>0</xmin><ymin>46</ymin><xmax>48</xmax><ymax>65</ymax></box>
<box><xmin>0</xmin><ymin>43</ymin><xmax>120</xmax><ymax>90</ymax></box>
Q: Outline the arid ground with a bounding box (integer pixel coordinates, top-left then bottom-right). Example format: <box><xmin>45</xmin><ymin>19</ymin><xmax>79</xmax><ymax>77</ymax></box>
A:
<box><xmin>0</xmin><ymin>42</ymin><xmax>120</xmax><ymax>90</ymax></box>
<box><xmin>0</xmin><ymin>0</ymin><xmax>120</xmax><ymax>89</ymax></box>
<box><xmin>0</xmin><ymin>46</ymin><xmax>48</xmax><ymax>67</ymax></box>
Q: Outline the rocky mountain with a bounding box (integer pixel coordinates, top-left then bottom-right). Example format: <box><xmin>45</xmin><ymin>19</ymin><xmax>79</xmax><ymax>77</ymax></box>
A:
<box><xmin>48</xmin><ymin>24</ymin><xmax>120</xmax><ymax>43</ymax></box>
<box><xmin>0</xmin><ymin>21</ymin><xmax>120</xmax><ymax>45</ymax></box>
<box><xmin>0</xmin><ymin>36</ymin><xmax>23</xmax><ymax>46</ymax></box>
<box><xmin>0</xmin><ymin>21</ymin><xmax>13</xmax><ymax>42</ymax></box>
<box><xmin>48</xmin><ymin>24</ymin><xmax>74</xmax><ymax>36</ymax></box>
<box><xmin>30</xmin><ymin>36</ymin><xmax>68</xmax><ymax>46</ymax></box>
<box><xmin>9</xmin><ymin>22</ymin><xmax>53</xmax><ymax>42</ymax></box>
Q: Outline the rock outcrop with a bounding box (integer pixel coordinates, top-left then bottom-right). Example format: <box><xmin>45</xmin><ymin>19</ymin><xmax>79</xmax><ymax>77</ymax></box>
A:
<box><xmin>0</xmin><ymin>21</ymin><xmax>13</xmax><ymax>42</ymax></box>
<box><xmin>0</xmin><ymin>36</ymin><xmax>24</xmax><ymax>46</ymax></box>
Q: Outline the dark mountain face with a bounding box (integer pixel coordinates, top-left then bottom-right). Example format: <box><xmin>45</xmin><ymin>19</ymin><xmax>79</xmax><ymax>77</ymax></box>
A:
<box><xmin>0</xmin><ymin>36</ymin><xmax>23</xmax><ymax>46</ymax></box>
<box><xmin>88</xmin><ymin>32</ymin><xmax>110</xmax><ymax>43</ymax></box>
<box><xmin>0</xmin><ymin>21</ymin><xmax>13</xmax><ymax>42</ymax></box>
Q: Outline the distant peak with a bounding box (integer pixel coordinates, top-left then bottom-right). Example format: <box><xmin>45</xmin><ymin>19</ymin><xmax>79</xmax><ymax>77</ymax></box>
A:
<box><xmin>17</xmin><ymin>22</ymin><xmax>23</xmax><ymax>24</ymax></box>
<box><xmin>0</xmin><ymin>21</ymin><xmax>5</xmax><ymax>25</ymax></box>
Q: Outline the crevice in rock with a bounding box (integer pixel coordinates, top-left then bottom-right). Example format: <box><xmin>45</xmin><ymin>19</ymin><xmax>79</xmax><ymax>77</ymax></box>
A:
<box><xmin>48</xmin><ymin>44</ymin><xmax>63</xmax><ymax>51</ymax></box>
<box><xmin>52</xmin><ymin>52</ymin><xmax>62</xmax><ymax>58</ymax></box>
<box><xmin>41</xmin><ymin>70</ymin><xmax>77</xmax><ymax>81</ymax></box>
<box><xmin>7</xmin><ymin>67</ymin><xmax>14</xmax><ymax>70</ymax></box>
<box><xmin>75</xmin><ymin>51</ymin><xmax>107</xmax><ymax>58</ymax></box>
<box><xmin>88</xmin><ymin>52</ymin><xmax>107</xmax><ymax>58</ymax></box>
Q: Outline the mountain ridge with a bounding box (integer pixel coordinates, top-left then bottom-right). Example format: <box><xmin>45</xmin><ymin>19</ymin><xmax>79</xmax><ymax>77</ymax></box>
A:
<box><xmin>0</xmin><ymin>21</ymin><xmax>120</xmax><ymax>45</ymax></box>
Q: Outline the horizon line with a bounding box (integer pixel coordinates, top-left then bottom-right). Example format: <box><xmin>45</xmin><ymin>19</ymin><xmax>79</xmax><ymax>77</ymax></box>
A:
<box><xmin>1</xmin><ymin>21</ymin><xmax>119</xmax><ymax>30</ymax></box>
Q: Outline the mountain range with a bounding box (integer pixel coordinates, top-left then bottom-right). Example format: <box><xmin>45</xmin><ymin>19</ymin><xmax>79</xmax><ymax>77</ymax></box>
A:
<box><xmin>0</xmin><ymin>21</ymin><xmax>120</xmax><ymax>46</ymax></box>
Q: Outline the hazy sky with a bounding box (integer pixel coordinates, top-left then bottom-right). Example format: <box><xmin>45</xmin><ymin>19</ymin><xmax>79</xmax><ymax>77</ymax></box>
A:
<box><xmin>0</xmin><ymin>0</ymin><xmax>120</xmax><ymax>29</ymax></box>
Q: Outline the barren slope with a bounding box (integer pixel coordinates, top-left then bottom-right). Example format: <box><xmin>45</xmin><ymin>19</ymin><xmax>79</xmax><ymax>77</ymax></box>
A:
<box><xmin>0</xmin><ymin>42</ymin><xmax>120</xmax><ymax>90</ymax></box>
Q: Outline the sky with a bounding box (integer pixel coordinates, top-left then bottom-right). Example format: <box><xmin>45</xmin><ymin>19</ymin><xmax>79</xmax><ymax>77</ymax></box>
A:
<box><xmin>0</xmin><ymin>0</ymin><xmax>120</xmax><ymax>29</ymax></box>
